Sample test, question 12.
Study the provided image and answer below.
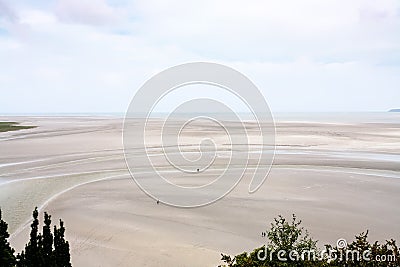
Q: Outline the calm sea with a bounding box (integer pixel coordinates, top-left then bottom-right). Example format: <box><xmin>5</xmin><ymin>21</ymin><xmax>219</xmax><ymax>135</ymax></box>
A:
<box><xmin>1</xmin><ymin>112</ymin><xmax>399</xmax><ymax>124</ymax></box>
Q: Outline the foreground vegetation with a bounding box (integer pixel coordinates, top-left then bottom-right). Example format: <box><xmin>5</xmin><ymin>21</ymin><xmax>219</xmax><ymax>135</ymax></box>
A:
<box><xmin>3</xmin><ymin>208</ymin><xmax>398</xmax><ymax>266</ymax></box>
<box><xmin>219</xmin><ymin>214</ymin><xmax>399</xmax><ymax>267</ymax></box>
<box><xmin>0</xmin><ymin>122</ymin><xmax>36</xmax><ymax>133</ymax></box>
<box><xmin>0</xmin><ymin>208</ymin><xmax>71</xmax><ymax>267</ymax></box>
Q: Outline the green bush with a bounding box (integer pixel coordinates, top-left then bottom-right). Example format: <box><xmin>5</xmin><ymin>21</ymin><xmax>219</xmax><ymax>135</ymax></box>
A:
<box><xmin>219</xmin><ymin>214</ymin><xmax>399</xmax><ymax>267</ymax></box>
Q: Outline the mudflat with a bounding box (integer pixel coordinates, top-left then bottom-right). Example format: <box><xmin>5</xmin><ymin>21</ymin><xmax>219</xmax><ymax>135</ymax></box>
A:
<box><xmin>0</xmin><ymin>115</ymin><xmax>399</xmax><ymax>267</ymax></box>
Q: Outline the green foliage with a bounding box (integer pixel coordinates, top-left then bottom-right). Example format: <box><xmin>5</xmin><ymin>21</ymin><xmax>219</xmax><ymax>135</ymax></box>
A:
<box><xmin>267</xmin><ymin>214</ymin><xmax>317</xmax><ymax>254</ymax></box>
<box><xmin>0</xmin><ymin>207</ymin><xmax>71</xmax><ymax>267</ymax></box>
<box><xmin>23</xmin><ymin>207</ymin><xmax>43</xmax><ymax>266</ymax></box>
<box><xmin>324</xmin><ymin>230</ymin><xmax>400</xmax><ymax>267</ymax></box>
<box><xmin>219</xmin><ymin>214</ymin><xmax>400</xmax><ymax>267</ymax></box>
<box><xmin>0</xmin><ymin>208</ymin><xmax>16</xmax><ymax>266</ymax></box>
<box><xmin>53</xmin><ymin>220</ymin><xmax>71</xmax><ymax>267</ymax></box>
<box><xmin>42</xmin><ymin>212</ymin><xmax>55</xmax><ymax>266</ymax></box>
<box><xmin>0</xmin><ymin>122</ymin><xmax>36</xmax><ymax>133</ymax></box>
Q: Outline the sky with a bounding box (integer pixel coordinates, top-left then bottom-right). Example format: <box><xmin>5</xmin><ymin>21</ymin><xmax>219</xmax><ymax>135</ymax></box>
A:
<box><xmin>0</xmin><ymin>0</ymin><xmax>399</xmax><ymax>113</ymax></box>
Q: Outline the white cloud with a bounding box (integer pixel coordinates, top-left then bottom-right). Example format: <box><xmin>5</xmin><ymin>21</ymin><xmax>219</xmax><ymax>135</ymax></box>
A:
<box><xmin>0</xmin><ymin>0</ymin><xmax>399</xmax><ymax>113</ymax></box>
<box><xmin>229</xmin><ymin>59</ymin><xmax>400</xmax><ymax>112</ymax></box>
<box><xmin>54</xmin><ymin>0</ymin><xmax>123</xmax><ymax>26</ymax></box>
<box><xmin>19</xmin><ymin>9</ymin><xmax>56</xmax><ymax>25</ymax></box>
<box><xmin>0</xmin><ymin>0</ymin><xmax>18</xmax><ymax>23</ymax></box>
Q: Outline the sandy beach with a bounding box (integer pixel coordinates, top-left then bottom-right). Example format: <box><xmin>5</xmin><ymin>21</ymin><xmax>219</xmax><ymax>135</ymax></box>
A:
<box><xmin>1</xmin><ymin>114</ymin><xmax>399</xmax><ymax>266</ymax></box>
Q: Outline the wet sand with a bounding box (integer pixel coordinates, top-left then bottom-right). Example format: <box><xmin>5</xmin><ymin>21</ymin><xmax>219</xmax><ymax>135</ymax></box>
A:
<box><xmin>0</xmin><ymin>115</ymin><xmax>399</xmax><ymax>266</ymax></box>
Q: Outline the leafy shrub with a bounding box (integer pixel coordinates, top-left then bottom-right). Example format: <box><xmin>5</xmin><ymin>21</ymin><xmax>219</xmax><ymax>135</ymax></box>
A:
<box><xmin>219</xmin><ymin>214</ymin><xmax>399</xmax><ymax>267</ymax></box>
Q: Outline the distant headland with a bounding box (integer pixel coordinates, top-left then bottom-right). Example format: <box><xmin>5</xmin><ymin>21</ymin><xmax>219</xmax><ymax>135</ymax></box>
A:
<box><xmin>389</xmin><ymin>109</ymin><xmax>400</xmax><ymax>112</ymax></box>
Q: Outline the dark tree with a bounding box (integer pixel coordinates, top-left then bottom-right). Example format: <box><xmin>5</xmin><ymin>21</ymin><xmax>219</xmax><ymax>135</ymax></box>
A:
<box><xmin>0</xmin><ymin>208</ymin><xmax>16</xmax><ymax>267</ymax></box>
<box><xmin>54</xmin><ymin>220</ymin><xmax>71</xmax><ymax>267</ymax></box>
<box><xmin>42</xmin><ymin>212</ymin><xmax>55</xmax><ymax>266</ymax></box>
<box><xmin>16</xmin><ymin>251</ymin><xmax>27</xmax><ymax>267</ymax></box>
<box><xmin>2</xmin><ymin>207</ymin><xmax>72</xmax><ymax>267</ymax></box>
<box><xmin>24</xmin><ymin>207</ymin><xmax>44</xmax><ymax>266</ymax></box>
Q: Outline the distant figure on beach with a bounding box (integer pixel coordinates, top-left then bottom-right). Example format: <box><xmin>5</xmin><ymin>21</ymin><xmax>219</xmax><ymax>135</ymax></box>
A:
<box><xmin>197</xmin><ymin>168</ymin><xmax>200</xmax><ymax>172</ymax></box>
<box><xmin>157</xmin><ymin>199</ymin><xmax>160</xmax><ymax>205</ymax></box>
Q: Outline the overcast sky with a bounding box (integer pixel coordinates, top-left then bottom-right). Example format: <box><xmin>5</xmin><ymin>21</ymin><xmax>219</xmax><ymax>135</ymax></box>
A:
<box><xmin>0</xmin><ymin>0</ymin><xmax>399</xmax><ymax>113</ymax></box>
